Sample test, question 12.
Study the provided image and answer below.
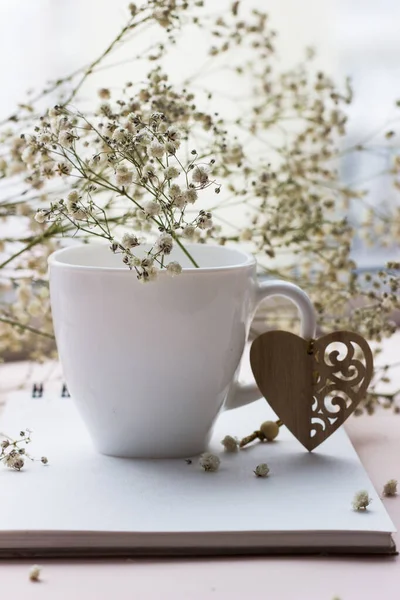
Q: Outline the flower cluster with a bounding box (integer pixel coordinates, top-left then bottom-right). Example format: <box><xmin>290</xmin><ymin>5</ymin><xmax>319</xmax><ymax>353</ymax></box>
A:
<box><xmin>0</xmin><ymin>430</ymin><xmax>48</xmax><ymax>471</ymax></box>
<box><xmin>0</xmin><ymin>0</ymin><xmax>398</xmax><ymax>409</ymax></box>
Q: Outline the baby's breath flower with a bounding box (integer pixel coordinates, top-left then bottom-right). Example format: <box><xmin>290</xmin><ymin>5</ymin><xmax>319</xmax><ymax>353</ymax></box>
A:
<box><xmin>34</xmin><ymin>209</ymin><xmax>48</xmax><ymax>224</ymax></box>
<box><xmin>166</xmin><ymin>261</ymin><xmax>182</xmax><ymax>276</ymax></box>
<box><xmin>67</xmin><ymin>191</ymin><xmax>79</xmax><ymax>204</ymax></box>
<box><xmin>136</xmin><ymin>132</ymin><xmax>152</xmax><ymax>146</ymax></box>
<box><xmin>98</xmin><ymin>88</ymin><xmax>111</xmax><ymax>100</ymax></box>
<box><xmin>143</xmin><ymin>164</ymin><xmax>156</xmax><ymax>179</ymax></box>
<box><xmin>221</xmin><ymin>435</ymin><xmax>238</xmax><ymax>452</ymax></box>
<box><xmin>166</xmin><ymin>126</ymin><xmax>181</xmax><ymax>150</ymax></box>
<box><xmin>183</xmin><ymin>225</ymin><xmax>196</xmax><ymax>238</ymax></box>
<box><xmin>352</xmin><ymin>490</ymin><xmax>372</xmax><ymax>511</ymax></box>
<box><xmin>192</xmin><ymin>165</ymin><xmax>209</xmax><ymax>185</ymax></box>
<box><xmin>383</xmin><ymin>479</ymin><xmax>397</xmax><ymax>497</ymax></box>
<box><xmin>149</xmin><ymin>140</ymin><xmax>166</xmax><ymax>158</ymax></box>
<box><xmin>56</xmin><ymin>162</ymin><xmax>72</xmax><ymax>176</ymax></box>
<box><xmin>198</xmin><ymin>214</ymin><xmax>213</xmax><ymax>230</ymax></box>
<box><xmin>182</xmin><ymin>188</ymin><xmax>198</xmax><ymax>204</ymax></box>
<box><xmin>156</xmin><ymin>233</ymin><xmax>173</xmax><ymax>254</ymax></box>
<box><xmin>21</xmin><ymin>146</ymin><xmax>37</xmax><ymax>166</ymax></box>
<box><xmin>29</xmin><ymin>565</ymin><xmax>41</xmax><ymax>582</ymax></box>
<box><xmin>58</xmin><ymin>130</ymin><xmax>76</xmax><ymax>148</ymax></box>
<box><xmin>164</xmin><ymin>165</ymin><xmax>180</xmax><ymax>179</ymax></box>
<box><xmin>169</xmin><ymin>184</ymin><xmax>182</xmax><ymax>200</ymax></box>
<box><xmin>41</xmin><ymin>456</ymin><xmax>48</xmax><ymax>465</ymax></box>
<box><xmin>143</xmin><ymin>199</ymin><xmax>161</xmax><ymax>217</ymax></box>
<box><xmin>121</xmin><ymin>232</ymin><xmax>139</xmax><ymax>249</ymax></box>
<box><xmin>254</xmin><ymin>463</ymin><xmax>270</xmax><ymax>477</ymax></box>
<box><xmin>199</xmin><ymin>452</ymin><xmax>220</xmax><ymax>472</ymax></box>
<box><xmin>115</xmin><ymin>165</ymin><xmax>133</xmax><ymax>186</ymax></box>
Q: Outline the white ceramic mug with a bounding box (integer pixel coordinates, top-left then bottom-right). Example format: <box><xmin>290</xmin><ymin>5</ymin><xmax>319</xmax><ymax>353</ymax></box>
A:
<box><xmin>48</xmin><ymin>243</ymin><xmax>316</xmax><ymax>458</ymax></box>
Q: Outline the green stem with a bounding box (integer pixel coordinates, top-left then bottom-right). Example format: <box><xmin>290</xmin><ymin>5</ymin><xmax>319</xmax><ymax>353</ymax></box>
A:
<box><xmin>0</xmin><ymin>317</ymin><xmax>55</xmax><ymax>340</ymax></box>
<box><xmin>174</xmin><ymin>236</ymin><xmax>199</xmax><ymax>268</ymax></box>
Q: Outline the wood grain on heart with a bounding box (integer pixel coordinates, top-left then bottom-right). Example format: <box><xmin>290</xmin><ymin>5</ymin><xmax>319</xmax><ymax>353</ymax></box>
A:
<box><xmin>250</xmin><ymin>331</ymin><xmax>373</xmax><ymax>451</ymax></box>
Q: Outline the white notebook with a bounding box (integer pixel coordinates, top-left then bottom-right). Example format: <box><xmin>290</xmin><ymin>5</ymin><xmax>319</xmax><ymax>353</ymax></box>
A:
<box><xmin>0</xmin><ymin>396</ymin><xmax>396</xmax><ymax>557</ymax></box>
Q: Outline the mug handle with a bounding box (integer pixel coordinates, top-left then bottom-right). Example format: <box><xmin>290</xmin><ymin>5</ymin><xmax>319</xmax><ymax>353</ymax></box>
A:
<box><xmin>224</xmin><ymin>280</ymin><xmax>317</xmax><ymax>411</ymax></box>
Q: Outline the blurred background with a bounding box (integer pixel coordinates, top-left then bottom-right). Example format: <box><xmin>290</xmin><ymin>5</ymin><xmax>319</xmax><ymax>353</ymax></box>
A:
<box><xmin>1</xmin><ymin>0</ymin><xmax>399</xmax><ymax>265</ymax></box>
<box><xmin>0</xmin><ymin>0</ymin><xmax>399</xmax><ymax>393</ymax></box>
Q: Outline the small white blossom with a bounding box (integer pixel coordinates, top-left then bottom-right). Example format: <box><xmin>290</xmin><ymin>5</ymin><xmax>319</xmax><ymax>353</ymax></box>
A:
<box><xmin>183</xmin><ymin>225</ymin><xmax>196</xmax><ymax>238</ymax></box>
<box><xmin>166</xmin><ymin>261</ymin><xmax>182</xmax><ymax>276</ymax></box>
<box><xmin>254</xmin><ymin>463</ymin><xmax>270</xmax><ymax>478</ymax></box>
<box><xmin>199</xmin><ymin>452</ymin><xmax>220</xmax><ymax>472</ymax></box>
<box><xmin>168</xmin><ymin>184</ymin><xmax>182</xmax><ymax>200</ymax></box>
<box><xmin>121</xmin><ymin>232</ymin><xmax>139</xmax><ymax>249</ymax></box>
<box><xmin>98</xmin><ymin>88</ymin><xmax>111</xmax><ymax>100</ymax></box>
<box><xmin>166</xmin><ymin>126</ymin><xmax>181</xmax><ymax>148</ymax></box>
<box><xmin>56</xmin><ymin>162</ymin><xmax>72</xmax><ymax>176</ymax></box>
<box><xmin>164</xmin><ymin>165</ymin><xmax>180</xmax><ymax>179</ymax></box>
<box><xmin>383</xmin><ymin>479</ymin><xmax>397</xmax><ymax>497</ymax></box>
<box><xmin>352</xmin><ymin>490</ymin><xmax>372</xmax><ymax>511</ymax></box>
<box><xmin>149</xmin><ymin>140</ymin><xmax>166</xmax><ymax>159</ymax></box>
<box><xmin>29</xmin><ymin>565</ymin><xmax>41</xmax><ymax>582</ymax></box>
<box><xmin>143</xmin><ymin>199</ymin><xmax>161</xmax><ymax>217</ymax></box>
<box><xmin>136</xmin><ymin>132</ymin><xmax>152</xmax><ymax>146</ymax></box>
<box><xmin>221</xmin><ymin>435</ymin><xmax>238</xmax><ymax>452</ymax></box>
<box><xmin>192</xmin><ymin>165</ymin><xmax>209</xmax><ymax>185</ymax></box>
<box><xmin>67</xmin><ymin>191</ymin><xmax>79</xmax><ymax>204</ymax></box>
<box><xmin>156</xmin><ymin>233</ymin><xmax>173</xmax><ymax>254</ymax></box>
<box><xmin>116</xmin><ymin>165</ymin><xmax>133</xmax><ymax>187</ymax></box>
<box><xmin>198</xmin><ymin>215</ymin><xmax>213</xmax><ymax>230</ymax></box>
<box><xmin>112</xmin><ymin>128</ymin><xmax>128</xmax><ymax>143</ymax></box>
<box><xmin>143</xmin><ymin>164</ymin><xmax>157</xmax><ymax>179</ymax></box>
<box><xmin>21</xmin><ymin>146</ymin><xmax>37</xmax><ymax>166</ymax></box>
<box><xmin>182</xmin><ymin>188</ymin><xmax>198</xmax><ymax>204</ymax></box>
<box><xmin>58</xmin><ymin>130</ymin><xmax>76</xmax><ymax>148</ymax></box>
<box><xmin>34</xmin><ymin>210</ymin><xmax>48</xmax><ymax>224</ymax></box>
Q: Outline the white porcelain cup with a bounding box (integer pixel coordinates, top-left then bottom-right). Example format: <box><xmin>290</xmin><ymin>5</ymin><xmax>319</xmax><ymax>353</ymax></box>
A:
<box><xmin>48</xmin><ymin>243</ymin><xmax>316</xmax><ymax>458</ymax></box>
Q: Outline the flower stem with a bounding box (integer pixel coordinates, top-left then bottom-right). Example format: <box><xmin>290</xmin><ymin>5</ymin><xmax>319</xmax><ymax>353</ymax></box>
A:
<box><xmin>0</xmin><ymin>317</ymin><xmax>55</xmax><ymax>340</ymax></box>
<box><xmin>173</xmin><ymin>236</ymin><xmax>199</xmax><ymax>268</ymax></box>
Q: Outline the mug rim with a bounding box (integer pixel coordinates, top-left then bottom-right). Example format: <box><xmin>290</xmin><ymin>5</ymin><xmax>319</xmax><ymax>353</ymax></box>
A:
<box><xmin>48</xmin><ymin>243</ymin><xmax>256</xmax><ymax>274</ymax></box>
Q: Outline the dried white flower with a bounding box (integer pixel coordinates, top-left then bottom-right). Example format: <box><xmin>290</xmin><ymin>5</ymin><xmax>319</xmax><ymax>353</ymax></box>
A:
<box><xmin>254</xmin><ymin>463</ymin><xmax>270</xmax><ymax>477</ymax></box>
<box><xmin>352</xmin><ymin>490</ymin><xmax>372</xmax><ymax>511</ymax></box>
<box><xmin>143</xmin><ymin>199</ymin><xmax>161</xmax><ymax>217</ymax></box>
<box><xmin>182</xmin><ymin>188</ymin><xmax>198</xmax><ymax>204</ymax></box>
<box><xmin>58</xmin><ymin>130</ymin><xmax>76</xmax><ymax>148</ymax></box>
<box><xmin>41</xmin><ymin>456</ymin><xmax>48</xmax><ymax>465</ymax></box>
<box><xmin>221</xmin><ymin>435</ymin><xmax>238</xmax><ymax>452</ymax></box>
<box><xmin>149</xmin><ymin>140</ymin><xmax>166</xmax><ymax>159</ymax></box>
<box><xmin>98</xmin><ymin>88</ymin><xmax>111</xmax><ymax>100</ymax></box>
<box><xmin>29</xmin><ymin>565</ymin><xmax>41</xmax><ymax>582</ymax></box>
<box><xmin>192</xmin><ymin>165</ymin><xmax>209</xmax><ymax>185</ymax></box>
<box><xmin>136</xmin><ymin>132</ymin><xmax>152</xmax><ymax>146</ymax></box>
<box><xmin>164</xmin><ymin>165</ymin><xmax>180</xmax><ymax>179</ymax></box>
<box><xmin>383</xmin><ymin>479</ymin><xmax>397</xmax><ymax>497</ymax></box>
<box><xmin>169</xmin><ymin>184</ymin><xmax>182</xmax><ymax>200</ymax></box>
<box><xmin>67</xmin><ymin>191</ymin><xmax>79</xmax><ymax>204</ymax></box>
<box><xmin>21</xmin><ymin>146</ymin><xmax>37</xmax><ymax>166</ymax></box>
<box><xmin>198</xmin><ymin>215</ymin><xmax>213</xmax><ymax>230</ymax></box>
<box><xmin>156</xmin><ymin>233</ymin><xmax>173</xmax><ymax>254</ymax></box>
<box><xmin>34</xmin><ymin>209</ymin><xmax>48</xmax><ymax>224</ymax></box>
<box><xmin>199</xmin><ymin>452</ymin><xmax>220</xmax><ymax>472</ymax></box>
<box><xmin>115</xmin><ymin>165</ymin><xmax>133</xmax><ymax>187</ymax></box>
<box><xmin>183</xmin><ymin>225</ymin><xmax>196</xmax><ymax>238</ymax></box>
<box><xmin>166</xmin><ymin>126</ymin><xmax>181</xmax><ymax>150</ymax></box>
<box><xmin>121</xmin><ymin>232</ymin><xmax>139</xmax><ymax>249</ymax></box>
<box><xmin>166</xmin><ymin>261</ymin><xmax>182</xmax><ymax>276</ymax></box>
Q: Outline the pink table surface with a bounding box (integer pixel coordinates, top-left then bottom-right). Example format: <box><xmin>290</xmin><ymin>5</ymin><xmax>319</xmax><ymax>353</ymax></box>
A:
<box><xmin>0</xmin><ymin>414</ymin><xmax>398</xmax><ymax>599</ymax></box>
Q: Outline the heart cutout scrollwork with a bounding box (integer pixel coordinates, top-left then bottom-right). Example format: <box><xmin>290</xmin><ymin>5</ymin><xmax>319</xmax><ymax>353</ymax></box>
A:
<box><xmin>250</xmin><ymin>331</ymin><xmax>373</xmax><ymax>451</ymax></box>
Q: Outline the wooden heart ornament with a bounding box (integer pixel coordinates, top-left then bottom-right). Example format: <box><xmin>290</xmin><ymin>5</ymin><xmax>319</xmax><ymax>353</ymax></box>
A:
<box><xmin>250</xmin><ymin>331</ymin><xmax>373</xmax><ymax>451</ymax></box>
